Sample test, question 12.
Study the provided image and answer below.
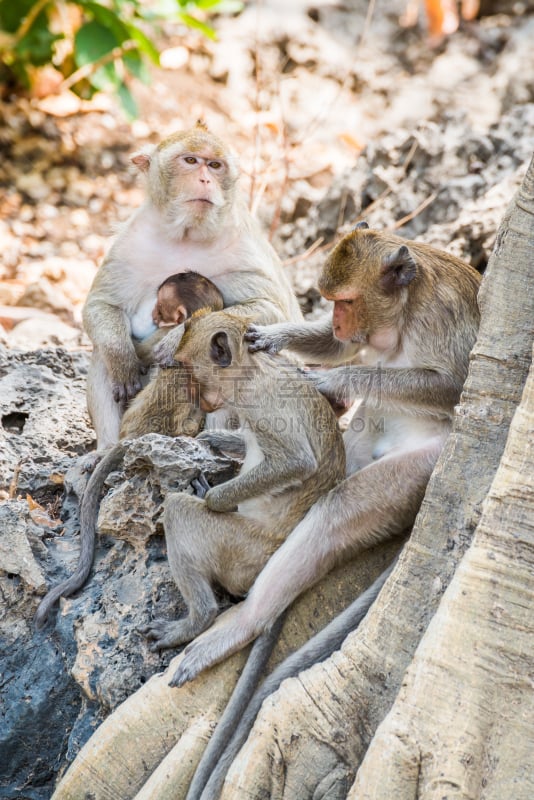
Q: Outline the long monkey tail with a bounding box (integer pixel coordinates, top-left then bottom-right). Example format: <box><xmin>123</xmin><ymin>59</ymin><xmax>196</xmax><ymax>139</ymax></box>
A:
<box><xmin>184</xmin><ymin>613</ymin><xmax>286</xmax><ymax>800</ymax></box>
<box><xmin>34</xmin><ymin>443</ymin><xmax>126</xmax><ymax>629</ymax></box>
<box><xmin>190</xmin><ymin>556</ymin><xmax>399</xmax><ymax>800</ymax></box>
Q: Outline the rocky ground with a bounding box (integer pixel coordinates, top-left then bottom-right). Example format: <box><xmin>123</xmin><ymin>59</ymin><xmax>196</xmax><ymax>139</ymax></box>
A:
<box><xmin>1</xmin><ymin>1</ymin><xmax>534</xmax><ymax>797</ymax></box>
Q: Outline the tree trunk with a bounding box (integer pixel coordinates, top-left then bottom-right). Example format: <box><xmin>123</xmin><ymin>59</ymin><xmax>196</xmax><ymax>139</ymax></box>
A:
<box><xmin>217</xmin><ymin>154</ymin><xmax>534</xmax><ymax>798</ymax></box>
<box><xmin>349</xmin><ymin>342</ymin><xmax>534</xmax><ymax>799</ymax></box>
<box><xmin>51</xmin><ymin>543</ymin><xmax>401</xmax><ymax>800</ymax></box>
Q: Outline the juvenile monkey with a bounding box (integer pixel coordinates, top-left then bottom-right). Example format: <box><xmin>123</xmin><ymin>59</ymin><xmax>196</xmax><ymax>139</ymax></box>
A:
<box><xmin>120</xmin><ymin>271</ymin><xmax>224</xmax><ymax>438</ymax></box>
<box><xmin>170</xmin><ymin>224</ymin><xmax>481</xmax><ymax>691</ymax></box>
<box><xmin>35</xmin><ymin>274</ymin><xmax>224</xmax><ymax>628</ymax></box>
<box><xmin>141</xmin><ymin>309</ymin><xmax>346</xmax><ymax>658</ymax></box>
<box><xmin>83</xmin><ymin>121</ymin><xmax>302</xmax><ymax>456</ymax></box>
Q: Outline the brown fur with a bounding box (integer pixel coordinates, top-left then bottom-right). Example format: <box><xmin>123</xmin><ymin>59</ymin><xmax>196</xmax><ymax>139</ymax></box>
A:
<box><xmin>141</xmin><ymin>310</ymin><xmax>346</xmax><ymax>657</ymax></box>
<box><xmin>170</xmin><ymin>227</ymin><xmax>481</xmax><ymax>690</ymax></box>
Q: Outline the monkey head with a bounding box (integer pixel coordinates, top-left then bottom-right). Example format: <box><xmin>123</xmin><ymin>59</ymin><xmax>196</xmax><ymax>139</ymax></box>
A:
<box><xmin>131</xmin><ymin>121</ymin><xmax>240</xmax><ymax>241</ymax></box>
<box><xmin>318</xmin><ymin>225</ymin><xmax>418</xmax><ymax>345</ymax></box>
<box><xmin>175</xmin><ymin>310</ymin><xmax>252</xmax><ymax>412</ymax></box>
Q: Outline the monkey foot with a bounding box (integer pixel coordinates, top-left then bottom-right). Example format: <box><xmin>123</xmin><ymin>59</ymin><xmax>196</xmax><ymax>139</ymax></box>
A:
<box><xmin>140</xmin><ymin>615</ymin><xmax>214</xmax><ymax>651</ymax></box>
<box><xmin>169</xmin><ymin>626</ymin><xmax>241</xmax><ymax>688</ymax></box>
<box><xmin>79</xmin><ymin>450</ymin><xmax>104</xmax><ymax>473</ymax></box>
<box><xmin>191</xmin><ymin>473</ymin><xmax>211</xmax><ymax>498</ymax></box>
<box><xmin>169</xmin><ymin>643</ymin><xmax>210</xmax><ymax>688</ymax></box>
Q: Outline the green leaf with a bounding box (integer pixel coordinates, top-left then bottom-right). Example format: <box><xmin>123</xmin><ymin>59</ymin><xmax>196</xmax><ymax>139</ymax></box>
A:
<box><xmin>124</xmin><ymin>49</ymin><xmax>151</xmax><ymax>83</ymax></box>
<box><xmin>117</xmin><ymin>81</ymin><xmax>138</xmax><ymax>119</ymax></box>
<box><xmin>15</xmin><ymin>21</ymin><xmax>62</xmax><ymax>68</ymax></box>
<box><xmin>74</xmin><ymin>20</ymin><xmax>119</xmax><ymax>68</ymax></box>
<box><xmin>0</xmin><ymin>0</ymin><xmax>35</xmax><ymax>33</ymax></box>
<box><xmin>179</xmin><ymin>12</ymin><xmax>216</xmax><ymax>39</ymax></box>
<box><xmin>125</xmin><ymin>22</ymin><xmax>160</xmax><ymax>65</ymax></box>
<box><xmin>78</xmin><ymin>1</ymin><xmax>131</xmax><ymax>45</ymax></box>
<box><xmin>89</xmin><ymin>61</ymin><xmax>121</xmax><ymax>92</ymax></box>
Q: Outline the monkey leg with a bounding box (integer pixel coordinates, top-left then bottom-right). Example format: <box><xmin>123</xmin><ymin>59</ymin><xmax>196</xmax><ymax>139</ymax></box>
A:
<box><xmin>86</xmin><ymin>349</ymin><xmax>123</xmax><ymax>449</ymax></box>
<box><xmin>171</xmin><ymin>437</ymin><xmax>444</xmax><ymax>687</ymax></box>
<box><xmin>142</xmin><ymin>492</ymin><xmax>271</xmax><ymax>652</ymax></box>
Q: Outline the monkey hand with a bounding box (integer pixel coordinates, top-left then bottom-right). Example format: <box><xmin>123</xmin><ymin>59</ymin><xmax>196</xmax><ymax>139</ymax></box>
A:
<box><xmin>153</xmin><ymin>323</ymin><xmax>185</xmax><ymax>367</ymax></box>
<box><xmin>245</xmin><ymin>323</ymin><xmax>288</xmax><ymax>354</ymax></box>
<box><xmin>110</xmin><ymin>355</ymin><xmax>147</xmax><ymax>403</ymax></box>
<box><xmin>204</xmin><ymin>485</ymin><xmax>238</xmax><ymax>513</ymax></box>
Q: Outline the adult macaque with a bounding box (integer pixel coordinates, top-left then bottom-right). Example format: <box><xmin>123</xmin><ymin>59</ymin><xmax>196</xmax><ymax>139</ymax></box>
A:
<box><xmin>34</xmin><ymin>274</ymin><xmax>225</xmax><ymax>628</ymax></box>
<box><xmin>121</xmin><ymin>271</ymin><xmax>224</xmax><ymax>438</ymax></box>
<box><xmin>83</xmin><ymin>121</ymin><xmax>301</xmax><ymax>454</ymax></box>
<box><xmin>170</xmin><ymin>224</ymin><xmax>481</xmax><ymax>691</ymax></box>
<box><xmin>141</xmin><ymin>310</ymin><xmax>346</xmax><ymax>655</ymax></box>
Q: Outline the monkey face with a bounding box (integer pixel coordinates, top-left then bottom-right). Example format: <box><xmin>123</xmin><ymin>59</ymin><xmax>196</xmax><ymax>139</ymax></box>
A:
<box><xmin>153</xmin><ymin>284</ymin><xmax>187</xmax><ymax>327</ymax></box>
<box><xmin>324</xmin><ymin>292</ymin><xmax>369</xmax><ymax>344</ymax></box>
<box><xmin>131</xmin><ymin>124</ymin><xmax>239</xmax><ymax>240</ymax></box>
<box><xmin>319</xmin><ymin>229</ymin><xmax>419</xmax><ymax>344</ymax></box>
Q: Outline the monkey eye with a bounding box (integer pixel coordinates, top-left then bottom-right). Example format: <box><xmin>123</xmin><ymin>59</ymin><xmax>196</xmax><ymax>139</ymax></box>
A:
<box><xmin>184</xmin><ymin>156</ymin><xmax>198</xmax><ymax>165</ymax></box>
<box><xmin>208</xmin><ymin>160</ymin><xmax>223</xmax><ymax>170</ymax></box>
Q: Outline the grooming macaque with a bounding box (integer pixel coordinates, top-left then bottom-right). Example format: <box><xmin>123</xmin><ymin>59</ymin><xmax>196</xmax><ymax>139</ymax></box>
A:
<box><xmin>35</xmin><ymin>274</ymin><xmax>224</xmax><ymax>628</ymax></box>
<box><xmin>141</xmin><ymin>310</ymin><xmax>346</xmax><ymax>662</ymax></box>
<box><xmin>120</xmin><ymin>271</ymin><xmax>224</xmax><ymax>438</ymax></box>
<box><xmin>170</xmin><ymin>224</ymin><xmax>481</xmax><ymax>690</ymax></box>
<box><xmin>83</xmin><ymin>121</ymin><xmax>302</xmax><ymax>453</ymax></box>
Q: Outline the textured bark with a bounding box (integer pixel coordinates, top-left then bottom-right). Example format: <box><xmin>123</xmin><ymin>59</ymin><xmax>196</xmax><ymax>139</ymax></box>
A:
<box><xmin>349</xmin><ymin>344</ymin><xmax>534</xmax><ymax>799</ymax></box>
<box><xmin>218</xmin><ymin>154</ymin><xmax>534</xmax><ymax>799</ymax></box>
<box><xmin>51</xmin><ymin>542</ymin><xmax>400</xmax><ymax>800</ymax></box>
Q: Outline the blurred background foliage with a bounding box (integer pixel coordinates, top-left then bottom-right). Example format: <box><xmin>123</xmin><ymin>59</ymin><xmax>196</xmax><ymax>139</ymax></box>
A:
<box><xmin>0</xmin><ymin>0</ymin><xmax>242</xmax><ymax>116</ymax></box>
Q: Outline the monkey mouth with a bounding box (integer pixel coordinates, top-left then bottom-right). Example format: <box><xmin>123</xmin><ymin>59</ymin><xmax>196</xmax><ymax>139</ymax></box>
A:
<box><xmin>188</xmin><ymin>198</ymin><xmax>214</xmax><ymax>204</ymax></box>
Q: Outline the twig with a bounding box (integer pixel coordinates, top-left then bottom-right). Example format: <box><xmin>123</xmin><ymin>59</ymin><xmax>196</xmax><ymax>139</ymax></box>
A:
<box><xmin>390</xmin><ymin>191</ymin><xmax>438</xmax><ymax>230</ymax></box>
<box><xmin>282</xmin><ymin>237</ymin><xmax>325</xmax><ymax>267</ymax></box>
<box><xmin>59</xmin><ymin>40</ymin><xmax>139</xmax><ymax>92</ymax></box>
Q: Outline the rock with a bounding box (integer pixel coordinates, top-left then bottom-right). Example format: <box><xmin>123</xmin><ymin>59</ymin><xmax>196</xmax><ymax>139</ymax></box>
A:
<box><xmin>7</xmin><ymin>316</ymin><xmax>82</xmax><ymax>348</ymax></box>
<box><xmin>0</xmin><ymin>501</ymin><xmax>47</xmax><ymax>590</ymax></box>
<box><xmin>0</xmin><ymin>345</ymin><xmax>94</xmax><ymax>497</ymax></box>
<box><xmin>16</xmin><ymin>277</ymin><xmax>75</xmax><ymax>324</ymax></box>
<box><xmin>0</xmin><ymin>339</ymin><xmax>237</xmax><ymax>800</ymax></box>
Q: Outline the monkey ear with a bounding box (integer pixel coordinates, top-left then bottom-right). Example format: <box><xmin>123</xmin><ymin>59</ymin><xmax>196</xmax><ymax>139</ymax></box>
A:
<box><xmin>352</xmin><ymin>220</ymin><xmax>369</xmax><ymax>230</ymax></box>
<box><xmin>210</xmin><ymin>332</ymin><xmax>232</xmax><ymax>367</ymax></box>
<box><xmin>131</xmin><ymin>152</ymin><xmax>151</xmax><ymax>173</ymax></box>
<box><xmin>380</xmin><ymin>245</ymin><xmax>417</xmax><ymax>293</ymax></box>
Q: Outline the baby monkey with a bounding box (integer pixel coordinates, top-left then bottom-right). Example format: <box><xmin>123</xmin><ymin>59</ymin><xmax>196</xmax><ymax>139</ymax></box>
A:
<box><xmin>34</xmin><ymin>272</ymin><xmax>224</xmax><ymax>628</ymax></box>
<box><xmin>135</xmin><ymin>270</ymin><xmax>224</xmax><ymax>358</ymax></box>
<box><xmin>120</xmin><ymin>272</ymin><xmax>224</xmax><ymax>438</ymax></box>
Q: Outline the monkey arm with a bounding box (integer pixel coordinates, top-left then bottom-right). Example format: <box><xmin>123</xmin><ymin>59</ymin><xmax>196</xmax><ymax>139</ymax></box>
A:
<box><xmin>245</xmin><ymin>314</ymin><xmax>358</xmax><ymax>365</ymax></box>
<box><xmin>83</xmin><ymin>276</ymin><xmax>146</xmax><ymax>402</ymax></box>
<box><xmin>205</xmin><ymin>449</ymin><xmax>318</xmax><ymax>513</ymax></box>
<box><xmin>133</xmin><ymin>328</ymin><xmax>170</xmax><ymax>365</ymax></box>
<box><xmin>313</xmin><ymin>365</ymin><xmax>461</xmax><ymax>414</ymax></box>
<box><xmin>214</xmin><ymin>270</ymin><xmax>300</xmax><ymax>326</ymax></box>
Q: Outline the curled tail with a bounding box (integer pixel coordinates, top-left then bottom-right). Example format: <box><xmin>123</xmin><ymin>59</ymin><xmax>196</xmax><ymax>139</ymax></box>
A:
<box><xmin>194</xmin><ymin>557</ymin><xmax>398</xmax><ymax>800</ymax></box>
<box><xmin>34</xmin><ymin>443</ymin><xmax>125</xmax><ymax>629</ymax></box>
